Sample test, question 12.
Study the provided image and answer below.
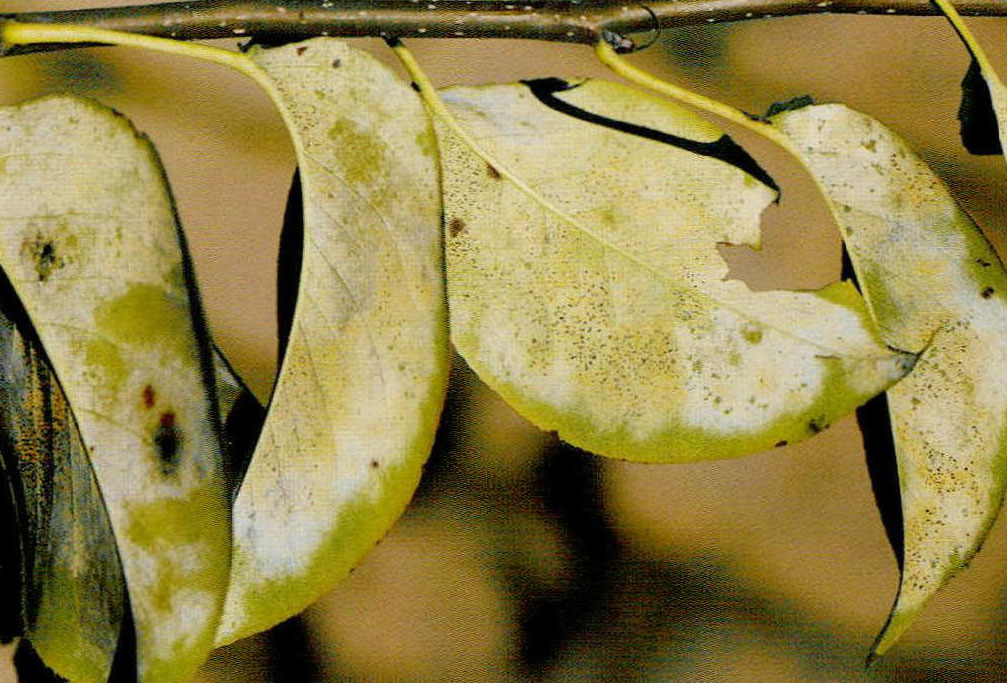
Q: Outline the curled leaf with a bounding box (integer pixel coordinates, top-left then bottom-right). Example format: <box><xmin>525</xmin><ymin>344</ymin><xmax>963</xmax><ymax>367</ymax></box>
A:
<box><xmin>772</xmin><ymin>103</ymin><xmax>1007</xmax><ymax>657</ymax></box>
<box><xmin>935</xmin><ymin>0</ymin><xmax>1007</xmax><ymax>156</ymax></box>
<box><xmin>0</xmin><ymin>274</ymin><xmax>123</xmax><ymax>683</ymax></box>
<box><xmin>0</xmin><ymin>96</ymin><xmax>230</xmax><ymax>681</ymax></box>
<box><xmin>437</xmin><ymin>78</ymin><xmax>913</xmax><ymax>462</ymax></box>
<box><xmin>216</xmin><ymin>39</ymin><xmax>448</xmax><ymax>645</ymax></box>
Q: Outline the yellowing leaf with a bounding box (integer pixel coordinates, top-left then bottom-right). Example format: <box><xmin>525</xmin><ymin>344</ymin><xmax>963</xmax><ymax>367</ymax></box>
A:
<box><xmin>771</xmin><ymin>103</ymin><xmax>1007</xmax><ymax>657</ymax></box>
<box><xmin>0</xmin><ymin>288</ymin><xmax>122</xmax><ymax>683</ymax></box>
<box><xmin>0</xmin><ymin>96</ymin><xmax>230</xmax><ymax>682</ymax></box>
<box><xmin>437</xmin><ymin>78</ymin><xmax>912</xmax><ymax>462</ymax></box>
<box><xmin>216</xmin><ymin>39</ymin><xmax>448</xmax><ymax>645</ymax></box>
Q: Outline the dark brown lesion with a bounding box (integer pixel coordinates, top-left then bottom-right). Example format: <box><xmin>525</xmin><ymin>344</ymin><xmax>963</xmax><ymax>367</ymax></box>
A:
<box><xmin>153</xmin><ymin>411</ymin><xmax>183</xmax><ymax>476</ymax></box>
<box><xmin>486</xmin><ymin>164</ymin><xmax>501</xmax><ymax>179</ymax></box>
<box><xmin>24</xmin><ymin>237</ymin><xmax>65</xmax><ymax>283</ymax></box>
<box><xmin>981</xmin><ymin>286</ymin><xmax>995</xmax><ymax>299</ymax></box>
<box><xmin>448</xmin><ymin>217</ymin><xmax>466</xmax><ymax>238</ymax></box>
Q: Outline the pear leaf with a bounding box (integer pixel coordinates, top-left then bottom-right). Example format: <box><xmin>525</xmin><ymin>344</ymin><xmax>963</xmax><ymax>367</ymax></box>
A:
<box><xmin>771</xmin><ymin>103</ymin><xmax>1007</xmax><ymax>657</ymax></box>
<box><xmin>437</xmin><ymin>78</ymin><xmax>913</xmax><ymax>462</ymax></box>
<box><xmin>0</xmin><ymin>272</ymin><xmax>123</xmax><ymax>683</ymax></box>
<box><xmin>0</xmin><ymin>96</ymin><xmax>230</xmax><ymax>682</ymax></box>
<box><xmin>934</xmin><ymin>0</ymin><xmax>1007</xmax><ymax>156</ymax></box>
<box><xmin>216</xmin><ymin>39</ymin><xmax>448</xmax><ymax>645</ymax></box>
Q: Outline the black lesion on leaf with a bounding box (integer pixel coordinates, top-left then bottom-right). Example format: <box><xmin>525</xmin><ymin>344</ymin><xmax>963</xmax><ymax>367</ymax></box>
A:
<box><xmin>153</xmin><ymin>412</ymin><xmax>182</xmax><ymax>476</ymax></box>
<box><xmin>25</xmin><ymin>237</ymin><xmax>64</xmax><ymax>283</ymax></box>
<box><xmin>521</xmin><ymin>77</ymin><xmax>779</xmax><ymax>194</ymax></box>
<box><xmin>807</xmin><ymin>416</ymin><xmax>827</xmax><ymax>434</ymax></box>
<box><xmin>982</xmin><ymin>286</ymin><xmax>995</xmax><ymax>299</ymax></box>
<box><xmin>959</xmin><ymin>58</ymin><xmax>1003</xmax><ymax>156</ymax></box>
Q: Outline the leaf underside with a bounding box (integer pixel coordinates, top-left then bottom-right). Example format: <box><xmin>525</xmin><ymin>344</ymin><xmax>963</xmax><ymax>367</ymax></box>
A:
<box><xmin>773</xmin><ymin>103</ymin><xmax>1007</xmax><ymax>657</ymax></box>
<box><xmin>437</xmin><ymin>77</ymin><xmax>912</xmax><ymax>463</ymax></box>
<box><xmin>216</xmin><ymin>39</ymin><xmax>449</xmax><ymax>645</ymax></box>
<box><xmin>0</xmin><ymin>267</ymin><xmax>122</xmax><ymax>683</ymax></box>
<box><xmin>939</xmin><ymin>1</ymin><xmax>1007</xmax><ymax>158</ymax></box>
<box><xmin>959</xmin><ymin>59</ymin><xmax>1003</xmax><ymax>155</ymax></box>
<box><xmin>0</xmin><ymin>96</ymin><xmax>231</xmax><ymax>682</ymax></box>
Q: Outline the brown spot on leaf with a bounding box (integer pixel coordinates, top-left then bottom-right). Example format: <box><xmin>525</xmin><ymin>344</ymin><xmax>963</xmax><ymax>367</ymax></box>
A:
<box><xmin>370</xmin><ymin>459</ymin><xmax>380</xmax><ymax>469</ymax></box>
<box><xmin>977</xmin><ymin>258</ymin><xmax>992</xmax><ymax>268</ymax></box>
<box><xmin>296</xmin><ymin>46</ymin><xmax>308</xmax><ymax>56</ymax></box>
<box><xmin>449</xmin><ymin>217</ymin><xmax>466</xmax><ymax>237</ymax></box>
<box><xmin>486</xmin><ymin>164</ymin><xmax>501</xmax><ymax>179</ymax></box>
<box><xmin>775</xmin><ymin>440</ymin><xmax>788</xmax><ymax>448</ymax></box>
<box><xmin>153</xmin><ymin>411</ymin><xmax>182</xmax><ymax>475</ymax></box>
<box><xmin>142</xmin><ymin>385</ymin><xmax>156</xmax><ymax>409</ymax></box>
<box><xmin>332</xmin><ymin>58</ymin><xmax>342</xmax><ymax>68</ymax></box>
<box><xmin>982</xmin><ymin>286</ymin><xmax>995</xmax><ymax>299</ymax></box>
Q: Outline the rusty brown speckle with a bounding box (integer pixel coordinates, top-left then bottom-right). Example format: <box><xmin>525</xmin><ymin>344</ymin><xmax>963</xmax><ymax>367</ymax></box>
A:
<box><xmin>486</xmin><ymin>164</ymin><xmax>501</xmax><ymax>180</ymax></box>
<box><xmin>142</xmin><ymin>384</ymin><xmax>156</xmax><ymax>409</ymax></box>
<box><xmin>449</xmin><ymin>217</ymin><xmax>466</xmax><ymax>237</ymax></box>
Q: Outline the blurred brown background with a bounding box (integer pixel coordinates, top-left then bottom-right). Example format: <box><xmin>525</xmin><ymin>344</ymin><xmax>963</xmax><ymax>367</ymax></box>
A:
<box><xmin>2</xmin><ymin>1</ymin><xmax>1007</xmax><ymax>680</ymax></box>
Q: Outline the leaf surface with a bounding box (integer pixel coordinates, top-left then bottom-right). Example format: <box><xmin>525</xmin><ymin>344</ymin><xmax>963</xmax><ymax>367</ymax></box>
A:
<box><xmin>771</xmin><ymin>103</ymin><xmax>1007</xmax><ymax>656</ymax></box>
<box><xmin>438</xmin><ymin>78</ymin><xmax>912</xmax><ymax>462</ymax></box>
<box><xmin>216</xmin><ymin>39</ymin><xmax>448</xmax><ymax>645</ymax></box>
<box><xmin>0</xmin><ymin>279</ymin><xmax>123</xmax><ymax>683</ymax></box>
<box><xmin>934</xmin><ymin>0</ymin><xmax>1007</xmax><ymax>156</ymax></box>
<box><xmin>0</xmin><ymin>96</ymin><xmax>230</xmax><ymax>681</ymax></box>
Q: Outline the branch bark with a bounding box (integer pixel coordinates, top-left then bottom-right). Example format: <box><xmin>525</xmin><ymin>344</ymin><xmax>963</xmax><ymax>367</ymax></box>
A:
<box><xmin>1</xmin><ymin>0</ymin><xmax>1006</xmax><ymax>56</ymax></box>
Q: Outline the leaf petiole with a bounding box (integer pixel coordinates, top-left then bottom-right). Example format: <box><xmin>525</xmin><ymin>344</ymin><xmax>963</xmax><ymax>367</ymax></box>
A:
<box><xmin>0</xmin><ymin>22</ymin><xmax>279</xmax><ymax>102</ymax></box>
